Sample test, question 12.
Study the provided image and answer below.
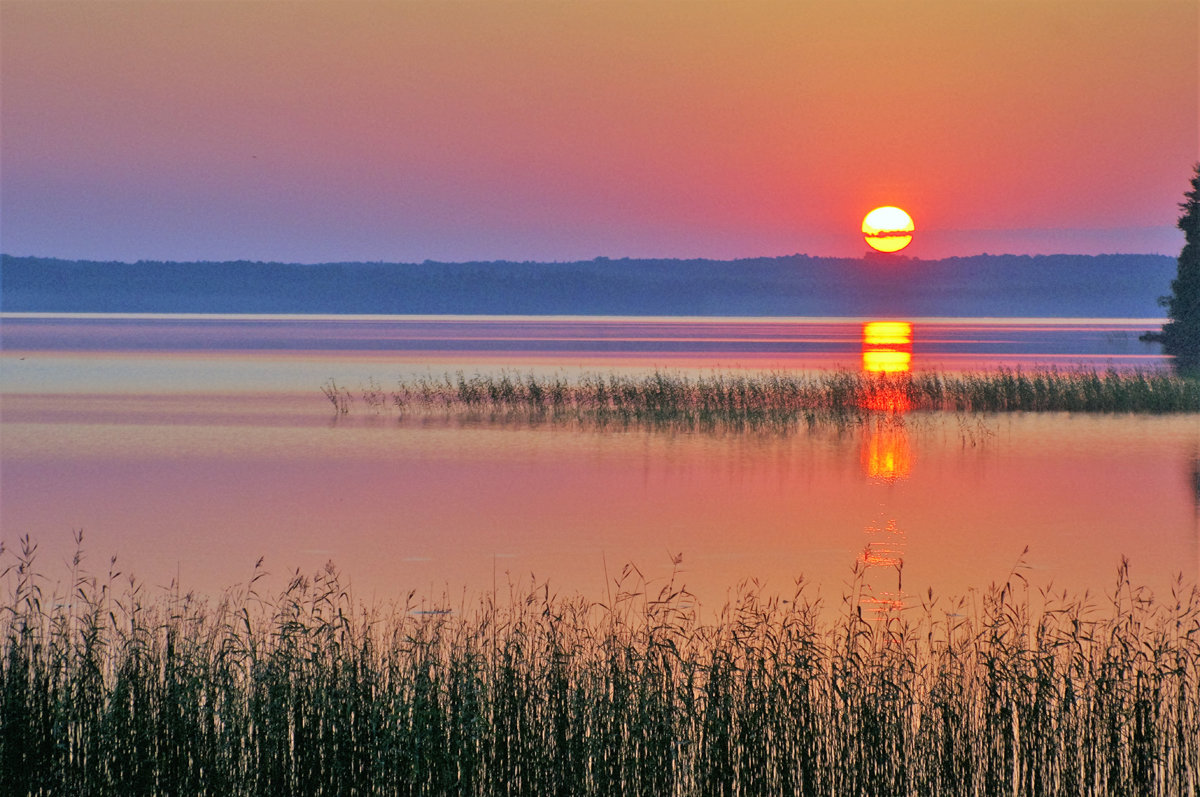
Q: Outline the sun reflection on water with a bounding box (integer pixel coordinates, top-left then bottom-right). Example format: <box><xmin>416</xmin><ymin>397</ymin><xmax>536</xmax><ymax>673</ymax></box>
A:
<box><xmin>859</xmin><ymin>321</ymin><xmax>914</xmax><ymax>616</ymax></box>
<box><xmin>862</xmin><ymin>321</ymin><xmax>913</xmax><ymax>374</ymax></box>
<box><xmin>863</xmin><ymin>420</ymin><xmax>912</xmax><ymax>482</ymax></box>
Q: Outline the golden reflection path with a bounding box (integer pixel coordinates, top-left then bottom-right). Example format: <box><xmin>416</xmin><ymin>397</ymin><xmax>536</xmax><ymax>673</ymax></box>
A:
<box><xmin>859</xmin><ymin>321</ymin><xmax>913</xmax><ymax>615</ymax></box>
<box><xmin>862</xmin><ymin>321</ymin><xmax>913</xmax><ymax>374</ymax></box>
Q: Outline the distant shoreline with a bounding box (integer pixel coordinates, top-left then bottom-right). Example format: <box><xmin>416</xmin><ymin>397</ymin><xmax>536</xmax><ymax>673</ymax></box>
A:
<box><xmin>1</xmin><ymin>252</ymin><xmax>1176</xmax><ymax>318</ymax></box>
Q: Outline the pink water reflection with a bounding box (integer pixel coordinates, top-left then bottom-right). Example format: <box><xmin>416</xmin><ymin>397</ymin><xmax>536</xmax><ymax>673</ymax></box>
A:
<box><xmin>2</xmin><ymin>314</ymin><xmax>1172</xmax><ymax>377</ymax></box>
<box><xmin>1</xmin><ymin>316</ymin><xmax>1194</xmax><ymax>614</ymax></box>
<box><xmin>2</xmin><ymin>391</ymin><xmax>1195</xmax><ymax>614</ymax></box>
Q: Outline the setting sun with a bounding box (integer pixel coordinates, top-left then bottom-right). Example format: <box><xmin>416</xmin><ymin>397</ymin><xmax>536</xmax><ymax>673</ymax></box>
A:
<box><xmin>862</xmin><ymin>207</ymin><xmax>915</xmax><ymax>253</ymax></box>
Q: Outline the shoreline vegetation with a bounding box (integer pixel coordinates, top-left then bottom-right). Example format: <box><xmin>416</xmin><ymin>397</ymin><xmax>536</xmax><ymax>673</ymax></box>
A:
<box><xmin>2</xmin><ymin>537</ymin><xmax>1197</xmax><ymax>795</ymax></box>
<box><xmin>1</xmin><ymin>253</ymin><xmax>1175</xmax><ymax>317</ymax></box>
<box><xmin>322</xmin><ymin>369</ymin><xmax>1200</xmax><ymax>427</ymax></box>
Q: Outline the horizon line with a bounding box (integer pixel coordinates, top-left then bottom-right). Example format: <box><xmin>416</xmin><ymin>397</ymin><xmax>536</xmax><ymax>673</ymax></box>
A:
<box><xmin>0</xmin><ymin>312</ymin><xmax>1169</xmax><ymax>326</ymax></box>
<box><xmin>0</xmin><ymin>250</ymin><xmax>1178</xmax><ymax>267</ymax></box>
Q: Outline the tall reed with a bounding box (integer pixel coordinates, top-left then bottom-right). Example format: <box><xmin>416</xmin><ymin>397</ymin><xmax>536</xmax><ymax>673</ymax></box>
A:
<box><xmin>323</xmin><ymin>368</ymin><xmax>1200</xmax><ymax>428</ymax></box>
<box><xmin>3</xmin><ymin>536</ymin><xmax>1197</xmax><ymax>796</ymax></box>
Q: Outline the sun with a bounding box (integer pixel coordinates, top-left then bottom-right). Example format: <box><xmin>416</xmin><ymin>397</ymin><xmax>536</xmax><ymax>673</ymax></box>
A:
<box><xmin>862</xmin><ymin>206</ymin><xmax>914</xmax><ymax>253</ymax></box>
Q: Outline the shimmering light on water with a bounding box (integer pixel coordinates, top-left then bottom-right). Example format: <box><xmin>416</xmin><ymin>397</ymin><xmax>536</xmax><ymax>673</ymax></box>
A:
<box><xmin>862</xmin><ymin>419</ymin><xmax>913</xmax><ymax>482</ymax></box>
<box><xmin>862</xmin><ymin>321</ymin><xmax>913</xmax><ymax>374</ymax></box>
<box><xmin>1</xmin><ymin>314</ymin><xmax>1170</xmax><ymax>384</ymax></box>
<box><xmin>1</xmin><ymin>315</ymin><xmax>1194</xmax><ymax>613</ymax></box>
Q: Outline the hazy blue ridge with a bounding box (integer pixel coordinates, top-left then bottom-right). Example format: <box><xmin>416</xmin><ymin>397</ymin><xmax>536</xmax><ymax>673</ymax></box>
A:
<box><xmin>0</xmin><ymin>253</ymin><xmax>1174</xmax><ymax>317</ymax></box>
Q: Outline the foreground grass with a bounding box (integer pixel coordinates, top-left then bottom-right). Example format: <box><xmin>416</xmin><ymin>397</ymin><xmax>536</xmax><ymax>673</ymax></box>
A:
<box><xmin>325</xmin><ymin>368</ymin><xmax>1200</xmax><ymax>428</ymax></box>
<box><xmin>3</xmin><ymin>538</ymin><xmax>1197</xmax><ymax>796</ymax></box>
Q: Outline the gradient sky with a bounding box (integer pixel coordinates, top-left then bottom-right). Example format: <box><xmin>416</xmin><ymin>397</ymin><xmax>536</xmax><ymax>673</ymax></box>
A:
<box><xmin>2</xmin><ymin>0</ymin><xmax>1197</xmax><ymax>263</ymax></box>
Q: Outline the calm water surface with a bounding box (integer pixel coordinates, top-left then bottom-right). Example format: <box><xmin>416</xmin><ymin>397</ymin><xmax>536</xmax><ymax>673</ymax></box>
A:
<box><xmin>2</xmin><ymin>314</ymin><xmax>1196</xmax><ymax>613</ymax></box>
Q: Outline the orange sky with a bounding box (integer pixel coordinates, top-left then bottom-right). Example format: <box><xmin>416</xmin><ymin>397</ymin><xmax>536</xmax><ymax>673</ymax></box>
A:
<box><xmin>2</xmin><ymin>1</ymin><xmax>1197</xmax><ymax>262</ymax></box>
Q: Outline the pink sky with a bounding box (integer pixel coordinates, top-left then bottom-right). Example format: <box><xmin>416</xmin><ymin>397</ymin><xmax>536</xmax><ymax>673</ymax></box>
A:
<box><xmin>2</xmin><ymin>1</ymin><xmax>1197</xmax><ymax>263</ymax></box>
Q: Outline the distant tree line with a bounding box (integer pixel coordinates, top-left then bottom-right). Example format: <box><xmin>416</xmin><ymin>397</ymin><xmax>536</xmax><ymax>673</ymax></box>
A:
<box><xmin>0</xmin><ymin>252</ymin><xmax>1177</xmax><ymax>319</ymax></box>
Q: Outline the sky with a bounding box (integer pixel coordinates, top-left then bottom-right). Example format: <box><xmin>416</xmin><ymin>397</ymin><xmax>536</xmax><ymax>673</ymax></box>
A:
<box><xmin>2</xmin><ymin>0</ymin><xmax>1197</xmax><ymax>264</ymax></box>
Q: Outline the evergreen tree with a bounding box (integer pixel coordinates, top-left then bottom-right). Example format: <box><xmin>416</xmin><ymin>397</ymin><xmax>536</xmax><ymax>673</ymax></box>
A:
<box><xmin>1144</xmin><ymin>164</ymin><xmax>1200</xmax><ymax>371</ymax></box>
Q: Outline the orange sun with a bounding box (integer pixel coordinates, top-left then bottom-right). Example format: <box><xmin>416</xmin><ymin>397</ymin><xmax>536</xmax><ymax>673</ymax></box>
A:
<box><xmin>862</xmin><ymin>206</ymin><xmax>915</xmax><ymax>253</ymax></box>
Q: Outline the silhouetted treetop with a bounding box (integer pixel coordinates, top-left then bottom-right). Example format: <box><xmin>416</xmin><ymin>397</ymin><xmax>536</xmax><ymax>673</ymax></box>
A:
<box><xmin>1144</xmin><ymin>164</ymin><xmax>1200</xmax><ymax>372</ymax></box>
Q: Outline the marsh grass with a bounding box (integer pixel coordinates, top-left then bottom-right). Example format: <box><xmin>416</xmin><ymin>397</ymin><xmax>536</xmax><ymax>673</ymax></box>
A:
<box><xmin>3</xmin><ymin>536</ymin><xmax>1197</xmax><ymax>796</ymax></box>
<box><xmin>324</xmin><ymin>369</ymin><xmax>1199</xmax><ymax>430</ymax></box>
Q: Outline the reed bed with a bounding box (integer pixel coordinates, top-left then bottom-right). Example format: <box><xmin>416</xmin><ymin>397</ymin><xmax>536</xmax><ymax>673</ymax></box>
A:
<box><xmin>3</xmin><ymin>536</ymin><xmax>1198</xmax><ymax>796</ymax></box>
<box><xmin>324</xmin><ymin>368</ymin><xmax>1200</xmax><ymax>429</ymax></box>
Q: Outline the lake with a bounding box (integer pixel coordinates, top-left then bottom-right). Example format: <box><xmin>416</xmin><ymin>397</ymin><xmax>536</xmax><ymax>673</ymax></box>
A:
<box><xmin>1</xmin><ymin>314</ymin><xmax>1196</xmax><ymax>614</ymax></box>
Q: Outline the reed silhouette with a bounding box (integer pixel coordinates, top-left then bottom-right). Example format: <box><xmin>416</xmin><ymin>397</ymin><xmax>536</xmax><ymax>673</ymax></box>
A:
<box><xmin>324</xmin><ymin>369</ymin><xmax>1199</xmax><ymax>432</ymax></box>
<box><xmin>3</xmin><ymin>535</ymin><xmax>1197</xmax><ymax>795</ymax></box>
